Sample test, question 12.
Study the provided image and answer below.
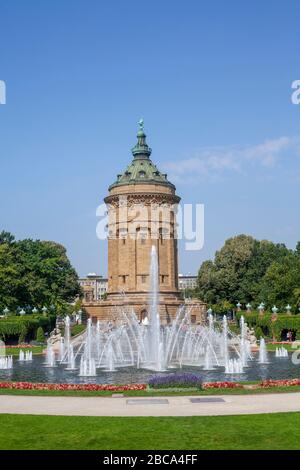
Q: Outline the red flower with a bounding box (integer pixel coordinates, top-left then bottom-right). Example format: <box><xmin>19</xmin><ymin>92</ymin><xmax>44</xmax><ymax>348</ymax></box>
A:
<box><xmin>260</xmin><ymin>379</ymin><xmax>300</xmax><ymax>388</ymax></box>
<box><xmin>203</xmin><ymin>381</ymin><xmax>244</xmax><ymax>389</ymax></box>
<box><xmin>0</xmin><ymin>381</ymin><xmax>147</xmax><ymax>392</ymax></box>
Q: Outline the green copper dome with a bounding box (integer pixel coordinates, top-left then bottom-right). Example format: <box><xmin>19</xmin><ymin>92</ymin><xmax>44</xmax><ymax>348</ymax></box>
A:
<box><xmin>109</xmin><ymin>120</ymin><xmax>175</xmax><ymax>191</ymax></box>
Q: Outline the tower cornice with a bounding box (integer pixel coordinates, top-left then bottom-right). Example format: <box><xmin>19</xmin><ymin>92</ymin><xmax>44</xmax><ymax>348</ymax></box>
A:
<box><xmin>104</xmin><ymin>192</ymin><xmax>181</xmax><ymax>208</ymax></box>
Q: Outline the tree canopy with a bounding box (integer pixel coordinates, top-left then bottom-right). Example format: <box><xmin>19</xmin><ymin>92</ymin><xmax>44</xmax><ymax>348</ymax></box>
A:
<box><xmin>197</xmin><ymin>234</ymin><xmax>299</xmax><ymax>310</ymax></box>
<box><xmin>0</xmin><ymin>231</ymin><xmax>81</xmax><ymax>312</ymax></box>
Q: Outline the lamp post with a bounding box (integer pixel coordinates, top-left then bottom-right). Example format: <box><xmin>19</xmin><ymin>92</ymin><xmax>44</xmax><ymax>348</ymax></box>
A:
<box><xmin>207</xmin><ymin>307</ymin><xmax>213</xmax><ymax>317</ymax></box>
<box><xmin>32</xmin><ymin>307</ymin><xmax>38</xmax><ymax>315</ymax></box>
<box><xmin>236</xmin><ymin>302</ymin><xmax>242</xmax><ymax>312</ymax></box>
<box><xmin>286</xmin><ymin>304</ymin><xmax>292</xmax><ymax>315</ymax></box>
<box><xmin>19</xmin><ymin>308</ymin><xmax>25</xmax><ymax>316</ymax></box>
<box><xmin>77</xmin><ymin>309</ymin><xmax>83</xmax><ymax>325</ymax></box>
<box><xmin>246</xmin><ymin>303</ymin><xmax>252</xmax><ymax>313</ymax></box>
<box><xmin>3</xmin><ymin>308</ymin><xmax>9</xmax><ymax>317</ymax></box>
<box><xmin>272</xmin><ymin>305</ymin><xmax>279</xmax><ymax>320</ymax></box>
<box><xmin>42</xmin><ymin>306</ymin><xmax>48</xmax><ymax>317</ymax></box>
<box><xmin>258</xmin><ymin>303</ymin><xmax>265</xmax><ymax>316</ymax></box>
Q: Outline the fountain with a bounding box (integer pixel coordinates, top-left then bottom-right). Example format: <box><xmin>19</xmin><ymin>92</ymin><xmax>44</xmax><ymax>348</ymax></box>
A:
<box><xmin>104</xmin><ymin>341</ymin><xmax>116</xmax><ymax>372</ymax></box>
<box><xmin>19</xmin><ymin>350</ymin><xmax>25</xmax><ymax>361</ymax></box>
<box><xmin>19</xmin><ymin>350</ymin><xmax>33</xmax><ymax>361</ymax></box>
<box><xmin>239</xmin><ymin>315</ymin><xmax>251</xmax><ymax>367</ymax></box>
<box><xmin>222</xmin><ymin>315</ymin><xmax>229</xmax><ymax>365</ymax></box>
<box><xmin>144</xmin><ymin>246</ymin><xmax>166</xmax><ymax>371</ymax></box>
<box><xmin>48</xmin><ymin>248</ymin><xmax>259</xmax><ymax>376</ymax></box>
<box><xmin>203</xmin><ymin>346</ymin><xmax>214</xmax><ymax>370</ymax></box>
<box><xmin>79</xmin><ymin>354</ymin><xmax>96</xmax><ymax>376</ymax></box>
<box><xmin>275</xmin><ymin>347</ymin><xmax>288</xmax><ymax>358</ymax></box>
<box><xmin>64</xmin><ymin>315</ymin><xmax>71</xmax><ymax>351</ymax></box>
<box><xmin>45</xmin><ymin>342</ymin><xmax>56</xmax><ymax>367</ymax></box>
<box><xmin>79</xmin><ymin>318</ymin><xmax>96</xmax><ymax>376</ymax></box>
<box><xmin>225</xmin><ymin>358</ymin><xmax>244</xmax><ymax>374</ymax></box>
<box><xmin>258</xmin><ymin>337</ymin><xmax>268</xmax><ymax>363</ymax></box>
<box><xmin>26</xmin><ymin>351</ymin><xmax>32</xmax><ymax>361</ymax></box>
<box><xmin>61</xmin><ymin>316</ymin><xmax>76</xmax><ymax>370</ymax></box>
<box><xmin>65</xmin><ymin>343</ymin><xmax>76</xmax><ymax>370</ymax></box>
<box><xmin>59</xmin><ymin>337</ymin><xmax>65</xmax><ymax>361</ymax></box>
<box><xmin>0</xmin><ymin>356</ymin><xmax>13</xmax><ymax>369</ymax></box>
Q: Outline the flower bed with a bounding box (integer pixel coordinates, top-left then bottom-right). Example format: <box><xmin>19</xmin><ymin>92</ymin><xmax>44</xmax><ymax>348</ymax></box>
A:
<box><xmin>203</xmin><ymin>381</ymin><xmax>244</xmax><ymax>389</ymax></box>
<box><xmin>1</xmin><ymin>378</ymin><xmax>300</xmax><ymax>393</ymax></box>
<box><xmin>148</xmin><ymin>373</ymin><xmax>202</xmax><ymax>389</ymax></box>
<box><xmin>270</xmin><ymin>341</ymin><xmax>291</xmax><ymax>345</ymax></box>
<box><xmin>260</xmin><ymin>379</ymin><xmax>300</xmax><ymax>388</ymax></box>
<box><xmin>0</xmin><ymin>381</ymin><xmax>147</xmax><ymax>392</ymax></box>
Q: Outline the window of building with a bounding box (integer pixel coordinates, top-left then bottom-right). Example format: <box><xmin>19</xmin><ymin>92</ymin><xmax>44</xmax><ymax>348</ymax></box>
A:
<box><xmin>140</xmin><ymin>309</ymin><xmax>148</xmax><ymax>322</ymax></box>
<box><xmin>141</xmin><ymin>275</ymin><xmax>147</xmax><ymax>283</ymax></box>
<box><xmin>159</xmin><ymin>227</ymin><xmax>169</xmax><ymax>244</ymax></box>
<box><xmin>159</xmin><ymin>227</ymin><xmax>164</xmax><ymax>245</ymax></box>
<box><xmin>191</xmin><ymin>315</ymin><xmax>196</xmax><ymax>324</ymax></box>
<box><xmin>140</xmin><ymin>233</ymin><xmax>147</xmax><ymax>244</ymax></box>
<box><xmin>138</xmin><ymin>227</ymin><xmax>148</xmax><ymax>244</ymax></box>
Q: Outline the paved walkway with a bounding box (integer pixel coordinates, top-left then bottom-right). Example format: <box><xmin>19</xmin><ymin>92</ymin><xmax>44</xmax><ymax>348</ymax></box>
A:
<box><xmin>1</xmin><ymin>392</ymin><xmax>300</xmax><ymax>417</ymax></box>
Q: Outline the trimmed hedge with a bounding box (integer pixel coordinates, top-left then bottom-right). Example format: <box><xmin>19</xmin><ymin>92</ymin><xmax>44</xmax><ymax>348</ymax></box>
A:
<box><xmin>236</xmin><ymin>312</ymin><xmax>300</xmax><ymax>340</ymax></box>
<box><xmin>0</xmin><ymin>315</ymin><xmax>55</xmax><ymax>341</ymax></box>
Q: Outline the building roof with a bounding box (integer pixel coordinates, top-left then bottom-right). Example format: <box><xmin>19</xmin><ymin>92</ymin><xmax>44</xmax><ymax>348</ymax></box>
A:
<box><xmin>109</xmin><ymin>120</ymin><xmax>175</xmax><ymax>191</ymax></box>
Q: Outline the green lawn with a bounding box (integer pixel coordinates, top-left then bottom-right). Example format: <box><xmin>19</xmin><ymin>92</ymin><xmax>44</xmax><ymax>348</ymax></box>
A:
<box><xmin>4</xmin><ymin>346</ymin><xmax>44</xmax><ymax>356</ymax></box>
<box><xmin>266</xmin><ymin>343</ymin><xmax>295</xmax><ymax>351</ymax></box>
<box><xmin>0</xmin><ymin>412</ymin><xmax>300</xmax><ymax>449</ymax></box>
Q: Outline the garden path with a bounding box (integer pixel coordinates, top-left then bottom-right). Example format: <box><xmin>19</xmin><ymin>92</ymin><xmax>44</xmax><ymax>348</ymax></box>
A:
<box><xmin>1</xmin><ymin>392</ymin><xmax>300</xmax><ymax>417</ymax></box>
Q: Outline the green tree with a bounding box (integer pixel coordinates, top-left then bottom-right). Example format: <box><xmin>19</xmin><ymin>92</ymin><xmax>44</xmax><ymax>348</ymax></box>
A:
<box><xmin>36</xmin><ymin>326</ymin><xmax>45</xmax><ymax>343</ymax></box>
<box><xmin>0</xmin><ymin>231</ymin><xmax>15</xmax><ymax>244</ymax></box>
<box><xmin>18</xmin><ymin>324</ymin><xmax>27</xmax><ymax>344</ymax></box>
<box><xmin>197</xmin><ymin>234</ymin><xmax>291</xmax><ymax>306</ymax></box>
<box><xmin>294</xmin><ymin>288</ymin><xmax>300</xmax><ymax>311</ymax></box>
<box><xmin>0</xmin><ymin>238</ymin><xmax>21</xmax><ymax>310</ymax></box>
<box><xmin>0</xmin><ymin>233</ymin><xmax>82</xmax><ymax>311</ymax></box>
<box><xmin>259</xmin><ymin>254</ymin><xmax>300</xmax><ymax>310</ymax></box>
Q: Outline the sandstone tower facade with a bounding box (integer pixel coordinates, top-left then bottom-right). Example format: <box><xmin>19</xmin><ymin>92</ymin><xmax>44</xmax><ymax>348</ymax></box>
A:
<box><xmin>84</xmin><ymin>122</ymin><xmax>206</xmax><ymax>323</ymax></box>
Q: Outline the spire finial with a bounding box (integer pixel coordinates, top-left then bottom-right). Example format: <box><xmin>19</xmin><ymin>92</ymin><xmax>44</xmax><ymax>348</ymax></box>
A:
<box><xmin>131</xmin><ymin>119</ymin><xmax>152</xmax><ymax>158</ymax></box>
<box><xmin>138</xmin><ymin>118</ymin><xmax>144</xmax><ymax>132</ymax></box>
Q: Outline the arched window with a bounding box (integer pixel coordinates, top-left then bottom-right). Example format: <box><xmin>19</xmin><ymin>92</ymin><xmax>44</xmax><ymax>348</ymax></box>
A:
<box><xmin>140</xmin><ymin>309</ymin><xmax>148</xmax><ymax>323</ymax></box>
<box><xmin>141</xmin><ymin>309</ymin><xmax>147</xmax><ymax>318</ymax></box>
<box><xmin>159</xmin><ymin>227</ymin><xmax>164</xmax><ymax>245</ymax></box>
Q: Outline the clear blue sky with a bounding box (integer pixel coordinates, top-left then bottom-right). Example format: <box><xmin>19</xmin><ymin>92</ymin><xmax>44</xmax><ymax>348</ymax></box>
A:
<box><xmin>1</xmin><ymin>0</ymin><xmax>300</xmax><ymax>277</ymax></box>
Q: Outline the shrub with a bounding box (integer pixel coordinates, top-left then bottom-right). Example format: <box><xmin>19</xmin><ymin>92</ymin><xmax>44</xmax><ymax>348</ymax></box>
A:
<box><xmin>36</xmin><ymin>326</ymin><xmax>45</xmax><ymax>343</ymax></box>
<box><xmin>254</xmin><ymin>326</ymin><xmax>264</xmax><ymax>339</ymax></box>
<box><xmin>236</xmin><ymin>312</ymin><xmax>300</xmax><ymax>341</ymax></box>
<box><xmin>18</xmin><ymin>324</ymin><xmax>27</xmax><ymax>344</ymax></box>
<box><xmin>148</xmin><ymin>373</ymin><xmax>202</xmax><ymax>389</ymax></box>
<box><xmin>71</xmin><ymin>324</ymin><xmax>86</xmax><ymax>337</ymax></box>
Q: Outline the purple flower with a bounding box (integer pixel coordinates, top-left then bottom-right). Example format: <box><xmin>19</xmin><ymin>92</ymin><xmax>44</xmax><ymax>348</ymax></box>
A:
<box><xmin>148</xmin><ymin>373</ymin><xmax>202</xmax><ymax>389</ymax></box>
